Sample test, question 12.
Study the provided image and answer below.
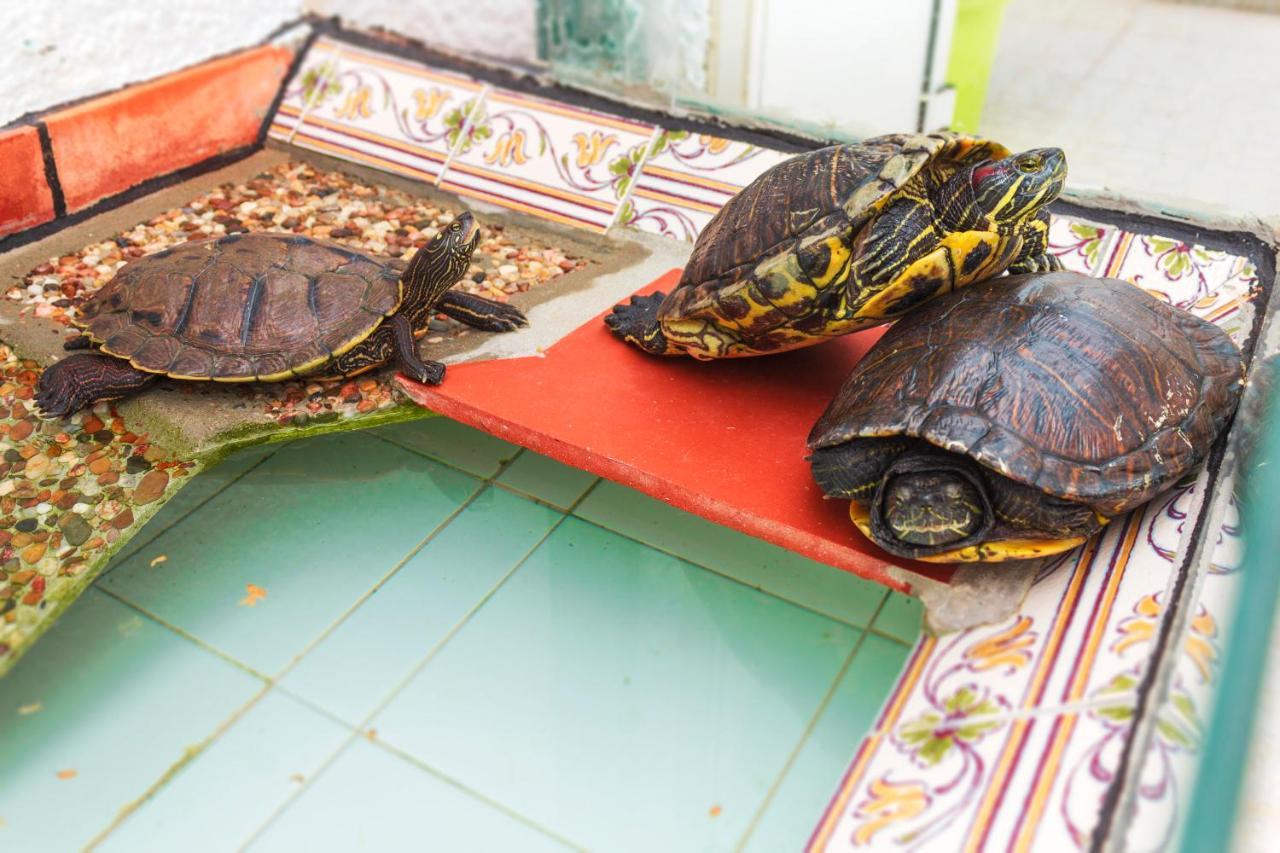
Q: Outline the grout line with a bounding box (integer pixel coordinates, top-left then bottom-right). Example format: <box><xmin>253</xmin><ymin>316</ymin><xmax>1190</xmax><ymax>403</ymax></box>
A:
<box><xmin>102</xmin><ymin>446</ymin><xmax>281</xmax><ymax>572</ymax></box>
<box><xmin>367</xmin><ymin>429</ymin><xmax>519</xmax><ymax>481</ymax></box>
<box><xmin>267</xmin><ymin>478</ymin><xmax>491</xmax><ymax>681</ymax></box>
<box><xmin>877</xmin><ymin>688</ymin><xmax>1145</xmax><ymax>740</ymax></box>
<box><xmin>735</xmin><ymin>598</ymin><xmax>887</xmax><ymax>851</ymax></box>
<box><xmin>566</xmin><ymin>509</ymin><xmax>891</xmax><ymax>635</ymax></box>
<box><xmin>286</xmin><ymin>41</ymin><xmax>340</xmax><ymax>146</ymax></box>
<box><xmin>606</xmin><ymin>124</ymin><xmax>663</xmax><ymax>232</ymax></box>
<box><xmin>93</xmin><ymin>586</ymin><xmax>276</xmax><ymax>684</ymax></box>
<box><xmin>364</xmin><ymin>737</ymin><xmax>588</xmax><ymax>851</ymax></box>
<box><xmin>85</xmin><ymin>679</ymin><xmax>278</xmax><ymax>850</ymax></box>
<box><xmin>239</xmin><ymin>478</ymin><xmax>597</xmax><ymax>850</ymax></box>
<box><xmin>436</xmin><ymin>83</ymin><xmax>492</xmax><ymax>187</ymax></box>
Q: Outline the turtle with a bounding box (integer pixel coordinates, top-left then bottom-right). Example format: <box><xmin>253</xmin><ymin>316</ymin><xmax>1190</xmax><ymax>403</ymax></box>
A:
<box><xmin>35</xmin><ymin>212</ymin><xmax>526</xmax><ymax>418</ymax></box>
<box><xmin>605</xmin><ymin>132</ymin><xmax>1067</xmax><ymax>359</ymax></box>
<box><xmin>807</xmin><ymin>270</ymin><xmax>1244</xmax><ymax>563</ymax></box>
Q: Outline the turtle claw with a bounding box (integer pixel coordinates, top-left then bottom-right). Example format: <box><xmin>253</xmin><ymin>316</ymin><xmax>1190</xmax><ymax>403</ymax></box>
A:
<box><xmin>402</xmin><ymin>360</ymin><xmax>446</xmax><ymax>386</ymax></box>
<box><xmin>604</xmin><ymin>291</ymin><xmax>671</xmax><ymax>355</ymax></box>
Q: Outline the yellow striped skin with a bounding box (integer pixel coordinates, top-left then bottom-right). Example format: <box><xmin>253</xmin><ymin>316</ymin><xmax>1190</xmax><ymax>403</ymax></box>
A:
<box><xmin>650</xmin><ymin>134</ymin><xmax>1065</xmax><ymax>360</ymax></box>
<box><xmin>847</xmin><ymin>502</ymin><xmax>1092</xmax><ymax>563</ymax></box>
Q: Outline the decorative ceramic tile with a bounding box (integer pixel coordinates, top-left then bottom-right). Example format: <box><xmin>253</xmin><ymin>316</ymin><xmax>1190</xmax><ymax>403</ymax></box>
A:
<box><xmin>1046</xmin><ymin>213</ymin><xmax>1121</xmax><ymax>276</ymax></box>
<box><xmin>270</xmin><ymin>37</ymin><xmax>486</xmax><ymax>185</ymax></box>
<box><xmin>1121</xmin><ymin>480</ymin><xmax>1242</xmax><ymax>852</ymax></box>
<box><xmin>439</xmin><ymin>86</ymin><xmax>657</xmax><ymax>232</ymax></box>
<box><xmin>1110</xmin><ymin>230</ymin><xmax>1259</xmax><ymax>343</ymax></box>
<box><xmin>619</xmin><ymin>131</ymin><xmax>792</xmax><ymax>241</ymax></box>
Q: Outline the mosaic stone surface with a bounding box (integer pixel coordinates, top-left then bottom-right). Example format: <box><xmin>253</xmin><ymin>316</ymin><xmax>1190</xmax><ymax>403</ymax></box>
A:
<box><xmin>0</xmin><ymin>343</ymin><xmax>199</xmax><ymax>663</ymax></box>
<box><xmin>0</xmin><ymin>160</ymin><xmax>586</xmax><ymax>674</ymax></box>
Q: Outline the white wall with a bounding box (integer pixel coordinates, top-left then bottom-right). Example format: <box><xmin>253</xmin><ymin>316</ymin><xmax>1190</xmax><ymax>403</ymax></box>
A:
<box><xmin>305</xmin><ymin>0</ymin><xmax>540</xmax><ymax>66</ymax></box>
<box><xmin>0</xmin><ymin>1</ymin><xmax>304</xmax><ymax>125</ymax></box>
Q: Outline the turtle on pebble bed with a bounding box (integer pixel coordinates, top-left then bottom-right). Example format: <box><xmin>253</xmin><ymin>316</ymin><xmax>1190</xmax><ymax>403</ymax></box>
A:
<box><xmin>36</xmin><ymin>213</ymin><xmax>525</xmax><ymax>418</ymax></box>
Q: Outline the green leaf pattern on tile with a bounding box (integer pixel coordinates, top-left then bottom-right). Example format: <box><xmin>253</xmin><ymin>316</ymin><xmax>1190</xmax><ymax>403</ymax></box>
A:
<box><xmin>898</xmin><ymin>687</ymin><xmax>1002</xmax><ymax>767</ymax></box>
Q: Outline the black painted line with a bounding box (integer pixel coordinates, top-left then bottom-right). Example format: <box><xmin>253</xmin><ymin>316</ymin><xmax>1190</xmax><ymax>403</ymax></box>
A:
<box><xmin>240</xmin><ymin>274</ymin><xmax>266</xmax><ymax>347</ymax></box>
<box><xmin>0</xmin><ymin>143</ymin><xmax>258</xmax><ymax>254</ymax></box>
<box><xmin>34</xmin><ymin>121</ymin><xmax>66</xmax><ymax>218</ymax></box>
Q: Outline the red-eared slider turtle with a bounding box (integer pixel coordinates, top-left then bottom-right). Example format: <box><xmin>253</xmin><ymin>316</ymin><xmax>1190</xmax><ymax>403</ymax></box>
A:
<box><xmin>36</xmin><ymin>213</ymin><xmax>525</xmax><ymax>417</ymax></box>
<box><xmin>808</xmin><ymin>271</ymin><xmax>1243</xmax><ymax>562</ymax></box>
<box><xmin>606</xmin><ymin>132</ymin><xmax>1066</xmax><ymax>359</ymax></box>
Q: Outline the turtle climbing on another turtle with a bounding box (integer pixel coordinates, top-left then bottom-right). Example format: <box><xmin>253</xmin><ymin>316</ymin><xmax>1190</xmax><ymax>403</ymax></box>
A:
<box><xmin>807</xmin><ymin>271</ymin><xmax>1243</xmax><ymax>563</ymax></box>
<box><xmin>606</xmin><ymin>132</ymin><xmax>1066</xmax><ymax>359</ymax></box>
<box><xmin>36</xmin><ymin>212</ymin><xmax>524</xmax><ymax>417</ymax></box>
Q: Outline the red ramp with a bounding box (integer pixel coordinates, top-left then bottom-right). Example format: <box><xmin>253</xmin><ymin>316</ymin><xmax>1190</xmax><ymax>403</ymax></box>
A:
<box><xmin>399</xmin><ymin>270</ymin><xmax>955</xmax><ymax>592</ymax></box>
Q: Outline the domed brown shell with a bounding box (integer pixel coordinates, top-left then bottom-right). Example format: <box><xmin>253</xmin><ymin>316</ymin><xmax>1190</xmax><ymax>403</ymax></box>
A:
<box><xmin>676</xmin><ymin>133</ymin><xmax>1009</xmax><ymax>297</ymax></box>
<box><xmin>75</xmin><ymin>233</ymin><xmax>400</xmax><ymax>381</ymax></box>
<box><xmin>808</xmin><ymin>271</ymin><xmax>1243</xmax><ymax>515</ymax></box>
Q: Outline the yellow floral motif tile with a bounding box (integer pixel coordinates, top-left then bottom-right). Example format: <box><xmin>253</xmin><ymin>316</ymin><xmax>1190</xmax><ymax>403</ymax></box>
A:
<box><xmin>619</xmin><ymin>131</ymin><xmax>792</xmax><ymax>241</ymax></box>
<box><xmin>439</xmin><ymin>87</ymin><xmax>657</xmax><ymax>233</ymax></box>
<box><xmin>270</xmin><ymin>37</ymin><xmax>486</xmax><ymax>185</ymax></box>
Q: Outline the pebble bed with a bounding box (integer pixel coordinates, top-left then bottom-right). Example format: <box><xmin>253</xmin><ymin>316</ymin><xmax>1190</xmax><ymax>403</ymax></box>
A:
<box><xmin>5</xmin><ymin>161</ymin><xmax>585</xmax><ymax>425</ymax></box>
<box><xmin>0</xmin><ymin>343</ymin><xmax>198</xmax><ymax>662</ymax></box>
<box><xmin>0</xmin><ymin>162</ymin><xmax>586</xmax><ymax>672</ymax></box>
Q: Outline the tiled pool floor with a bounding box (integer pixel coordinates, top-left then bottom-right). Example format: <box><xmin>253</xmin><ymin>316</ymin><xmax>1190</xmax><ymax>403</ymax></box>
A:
<box><xmin>0</xmin><ymin>417</ymin><xmax>920</xmax><ymax>851</ymax></box>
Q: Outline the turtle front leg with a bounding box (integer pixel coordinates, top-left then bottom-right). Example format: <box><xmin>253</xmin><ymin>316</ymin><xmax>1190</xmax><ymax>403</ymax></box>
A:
<box><xmin>36</xmin><ymin>353</ymin><xmax>159</xmax><ymax>418</ymax></box>
<box><xmin>1006</xmin><ymin>211</ymin><xmax>1062</xmax><ymax>274</ymax></box>
<box><xmin>330</xmin><ymin>315</ymin><xmax>446</xmax><ymax>384</ymax></box>
<box><xmin>63</xmin><ymin>334</ymin><xmax>95</xmax><ymax>351</ymax></box>
<box><xmin>390</xmin><ymin>313</ymin><xmax>446</xmax><ymax>385</ymax></box>
<box><xmin>435</xmin><ymin>291</ymin><xmax>527</xmax><ymax>332</ymax></box>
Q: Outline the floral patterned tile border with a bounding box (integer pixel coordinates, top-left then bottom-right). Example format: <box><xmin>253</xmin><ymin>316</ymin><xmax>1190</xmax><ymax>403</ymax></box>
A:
<box><xmin>617</xmin><ymin>131</ymin><xmax>793</xmax><ymax>241</ymax></box>
<box><xmin>269</xmin><ymin>37</ymin><xmax>485</xmax><ymax>186</ymax></box>
<box><xmin>439</xmin><ymin>86</ymin><xmax>657</xmax><ymax>233</ymax></box>
<box><xmin>268</xmin><ymin>36</ymin><xmax>789</xmax><ymax>238</ymax></box>
<box><xmin>809</xmin><ymin>214</ymin><xmax>1263</xmax><ymax>852</ymax></box>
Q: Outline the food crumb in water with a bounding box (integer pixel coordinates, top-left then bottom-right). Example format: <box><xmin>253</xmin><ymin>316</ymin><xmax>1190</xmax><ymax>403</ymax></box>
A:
<box><xmin>709</xmin><ymin>804</ymin><xmax>722</xmax><ymax>817</ymax></box>
<box><xmin>56</xmin><ymin>769</ymin><xmax>77</xmax><ymax>780</ymax></box>
<box><xmin>149</xmin><ymin>555</ymin><xmax>168</xmax><ymax>568</ymax></box>
<box><xmin>17</xmin><ymin>702</ymin><xmax>42</xmax><ymax>715</ymax></box>
<box><xmin>239</xmin><ymin>583</ymin><xmax>268</xmax><ymax>607</ymax></box>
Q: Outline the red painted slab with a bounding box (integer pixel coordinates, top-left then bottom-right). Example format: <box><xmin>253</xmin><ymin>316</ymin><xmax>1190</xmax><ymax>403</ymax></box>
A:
<box><xmin>400</xmin><ymin>270</ymin><xmax>956</xmax><ymax>592</ymax></box>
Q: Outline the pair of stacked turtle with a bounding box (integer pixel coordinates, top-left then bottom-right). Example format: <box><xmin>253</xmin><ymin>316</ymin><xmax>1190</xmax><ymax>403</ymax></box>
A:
<box><xmin>605</xmin><ymin>133</ymin><xmax>1243</xmax><ymax>563</ymax></box>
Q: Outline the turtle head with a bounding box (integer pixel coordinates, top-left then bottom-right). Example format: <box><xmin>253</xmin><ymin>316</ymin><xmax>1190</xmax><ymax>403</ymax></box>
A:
<box><xmin>964</xmin><ymin>147</ymin><xmax>1066</xmax><ymax>229</ymax></box>
<box><xmin>868</xmin><ymin>448</ymin><xmax>994</xmax><ymax>558</ymax></box>
<box><xmin>402</xmin><ymin>212</ymin><xmax>482</xmax><ymax>305</ymax></box>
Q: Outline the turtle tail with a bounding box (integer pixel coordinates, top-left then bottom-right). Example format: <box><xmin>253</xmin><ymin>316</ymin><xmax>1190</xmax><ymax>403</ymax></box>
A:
<box><xmin>604</xmin><ymin>291</ymin><xmax>672</xmax><ymax>355</ymax></box>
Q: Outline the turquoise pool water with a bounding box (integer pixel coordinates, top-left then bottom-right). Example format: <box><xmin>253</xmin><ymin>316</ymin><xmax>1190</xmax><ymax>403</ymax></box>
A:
<box><xmin>0</xmin><ymin>418</ymin><xmax>921</xmax><ymax>851</ymax></box>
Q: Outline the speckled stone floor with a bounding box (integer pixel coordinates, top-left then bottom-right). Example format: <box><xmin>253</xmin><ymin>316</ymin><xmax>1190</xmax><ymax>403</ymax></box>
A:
<box><xmin>0</xmin><ymin>418</ymin><xmax>921</xmax><ymax>851</ymax></box>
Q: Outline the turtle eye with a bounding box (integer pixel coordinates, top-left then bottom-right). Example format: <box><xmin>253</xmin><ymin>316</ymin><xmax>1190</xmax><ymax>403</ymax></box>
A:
<box><xmin>1016</xmin><ymin>157</ymin><xmax>1040</xmax><ymax>174</ymax></box>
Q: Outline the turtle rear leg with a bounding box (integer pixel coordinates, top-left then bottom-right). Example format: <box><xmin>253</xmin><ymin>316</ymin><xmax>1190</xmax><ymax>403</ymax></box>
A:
<box><xmin>436</xmin><ymin>291</ymin><xmax>528</xmax><ymax>332</ymax></box>
<box><xmin>604</xmin><ymin>291</ymin><xmax>671</xmax><ymax>355</ymax></box>
<box><xmin>36</xmin><ymin>353</ymin><xmax>159</xmax><ymax>418</ymax></box>
<box><xmin>63</xmin><ymin>334</ymin><xmax>95</xmax><ymax>351</ymax></box>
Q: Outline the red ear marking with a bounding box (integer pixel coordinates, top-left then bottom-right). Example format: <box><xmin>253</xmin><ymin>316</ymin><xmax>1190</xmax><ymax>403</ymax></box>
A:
<box><xmin>971</xmin><ymin>161</ymin><xmax>1002</xmax><ymax>186</ymax></box>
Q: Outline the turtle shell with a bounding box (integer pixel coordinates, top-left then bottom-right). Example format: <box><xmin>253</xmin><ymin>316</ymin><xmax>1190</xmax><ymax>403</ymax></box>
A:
<box><xmin>672</xmin><ymin>132</ymin><xmax>1009</xmax><ymax>302</ymax></box>
<box><xmin>75</xmin><ymin>233</ymin><xmax>400</xmax><ymax>381</ymax></box>
<box><xmin>808</xmin><ymin>271</ymin><xmax>1243</xmax><ymax>515</ymax></box>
